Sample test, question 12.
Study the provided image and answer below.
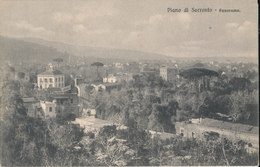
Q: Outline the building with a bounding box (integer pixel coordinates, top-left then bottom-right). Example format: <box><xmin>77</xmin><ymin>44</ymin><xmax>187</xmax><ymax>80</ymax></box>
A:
<box><xmin>40</xmin><ymin>101</ymin><xmax>57</xmax><ymax>119</ymax></box>
<box><xmin>114</xmin><ymin>62</ymin><xmax>123</xmax><ymax>69</ymax></box>
<box><xmin>140</xmin><ymin>64</ymin><xmax>157</xmax><ymax>73</ymax></box>
<box><xmin>37</xmin><ymin>70</ymin><xmax>65</xmax><ymax>89</ymax></box>
<box><xmin>22</xmin><ymin>97</ymin><xmax>43</xmax><ymax>118</ymax></box>
<box><xmin>50</xmin><ymin>93</ymin><xmax>79</xmax><ymax>118</ymax></box>
<box><xmin>103</xmin><ymin>74</ymin><xmax>118</xmax><ymax>83</ymax></box>
<box><xmin>175</xmin><ymin>118</ymin><xmax>259</xmax><ymax>153</ymax></box>
<box><xmin>103</xmin><ymin>73</ymin><xmax>133</xmax><ymax>83</ymax></box>
<box><xmin>160</xmin><ymin>67</ymin><xmax>178</xmax><ymax>82</ymax></box>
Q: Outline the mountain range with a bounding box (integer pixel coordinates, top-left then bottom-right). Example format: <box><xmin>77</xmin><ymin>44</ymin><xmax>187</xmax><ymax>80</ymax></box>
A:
<box><xmin>0</xmin><ymin>36</ymin><xmax>170</xmax><ymax>64</ymax></box>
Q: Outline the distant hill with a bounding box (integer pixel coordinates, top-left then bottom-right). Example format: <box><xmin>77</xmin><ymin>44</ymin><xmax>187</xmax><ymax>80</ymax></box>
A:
<box><xmin>0</xmin><ymin>36</ymin><xmax>69</xmax><ymax>64</ymax></box>
<box><xmin>19</xmin><ymin>37</ymin><xmax>170</xmax><ymax>60</ymax></box>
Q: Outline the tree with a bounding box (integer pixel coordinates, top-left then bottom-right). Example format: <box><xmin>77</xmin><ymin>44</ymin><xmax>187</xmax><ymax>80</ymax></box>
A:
<box><xmin>228</xmin><ymin>91</ymin><xmax>258</xmax><ymax>125</ymax></box>
<box><xmin>17</xmin><ymin>72</ymin><xmax>25</xmax><ymax>79</ymax></box>
<box><xmin>52</xmin><ymin>58</ymin><xmax>64</xmax><ymax>69</ymax></box>
<box><xmin>91</xmin><ymin>62</ymin><xmax>104</xmax><ymax>79</ymax></box>
<box><xmin>180</xmin><ymin>68</ymin><xmax>219</xmax><ymax>92</ymax></box>
<box><xmin>53</xmin><ymin>58</ymin><xmax>63</xmax><ymax>64</ymax></box>
<box><xmin>228</xmin><ymin>77</ymin><xmax>251</xmax><ymax>92</ymax></box>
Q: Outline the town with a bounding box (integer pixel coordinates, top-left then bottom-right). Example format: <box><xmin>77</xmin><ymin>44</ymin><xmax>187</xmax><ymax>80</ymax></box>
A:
<box><xmin>1</xmin><ymin>43</ymin><xmax>258</xmax><ymax>165</ymax></box>
<box><xmin>0</xmin><ymin>0</ymin><xmax>258</xmax><ymax>166</ymax></box>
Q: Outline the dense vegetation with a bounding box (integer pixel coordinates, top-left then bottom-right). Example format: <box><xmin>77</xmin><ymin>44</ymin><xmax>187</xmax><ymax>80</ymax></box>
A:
<box><xmin>0</xmin><ymin>60</ymin><xmax>258</xmax><ymax>166</ymax></box>
<box><xmin>87</xmin><ymin>69</ymin><xmax>258</xmax><ymax>133</ymax></box>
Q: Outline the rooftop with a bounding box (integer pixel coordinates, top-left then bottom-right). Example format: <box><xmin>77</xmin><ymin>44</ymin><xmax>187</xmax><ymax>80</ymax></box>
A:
<box><xmin>50</xmin><ymin>93</ymin><xmax>77</xmax><ymax>99</ymax></box>
<box><xmin>38</xmin><ymin>70</ymin><xmax>63</xmax><ymax>76</ymax></box>
<box><xmin>22</xmin><ymin>97</ymin><xmax>37</xmax><ymax>103</ymax></box>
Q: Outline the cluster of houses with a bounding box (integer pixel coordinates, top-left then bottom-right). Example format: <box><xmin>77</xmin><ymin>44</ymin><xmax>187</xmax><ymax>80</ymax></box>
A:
<box><xmin>22</xmin><ymin>64</ymin><xmax>82</xmax><ymax>119</ymax></box>
<box><xmin>23</xmin><ymin>71</ymin><xmax>79</xmax><ymax>119</ymax></box>
<box><xmin>22</xmin><ymin>61</ymin><xmax>247</xmax><ymax>120</ymax></box>
<box><xmin>20</xmin><ymin>61</ymin><xmax>258</xmax><ymax>154</ymax></box>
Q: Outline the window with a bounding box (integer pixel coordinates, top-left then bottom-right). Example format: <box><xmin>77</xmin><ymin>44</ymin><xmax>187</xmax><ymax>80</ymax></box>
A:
<box><xmin>40</xmin><ymin>78</ymin><xmax>43</xmax><ymax>82</ymax></box>
<box><xmin>45</xmin><ymin>78</ymin><xmax>48</xmax><ymax>82</ymax></box>
<box><xmin>55</xmin><ymin>78</ymin><xmax>57</xmax><ymax>82</ymax></box>
<box><xmin>50</xmin><ymin>78</ymin><xmax>53</xmax><ymax>83</ymax></box>
<box><xmin>49</xmin><ymin>107</ymin><xmax>52</xmax><ymax>112</ymax></box>
<box><xmin>180</xmin><ymin>129</ymin><xmax>184</xmax><ymax>136</ymax></box>
<box><xmin>49</xmin><ymin>84</ymin><xmax>53</xmax><ymax>87</ymax></box>
<box><xmin>71</xmin><ymin>99</ymin><xmax>73</xmax><ymax>104</ymax></box>
<box><xmin>192</xmin><ymin>132</ymin><xmax>195</xmax><ymax>138</ymax></box>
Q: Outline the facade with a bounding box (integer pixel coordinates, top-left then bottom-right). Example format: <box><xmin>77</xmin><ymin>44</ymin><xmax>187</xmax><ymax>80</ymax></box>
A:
<box><xmin>175</xmin><ymin>118</ymin><xmax>259</xmax><ymax>153</ymax></box>
<box><xmin>160</xmin><ymin>67</ymin><xmax>178</xmax><ymax>83</ymax></box>
<box><xmin>22</xmin><ymin>97</ymin><xmax>43</xmax><ymax>118</ymax></box>
<box><xmin>40</xmin><ymin>101</ymin><xmax>57</xmax><ymax>119</ymax></box>
<box><xmin>51</xmin><ymin>93</ymin><xmax>79</xmax><ymax>118</ymax></box>
<box><xmin>37</xmin><ymin>70</ymin><xmax>65</xmax><ymax>89</ymax></box>
<box><xmin>103</xmin><ymin>73</ymin><xmax>133</xmax><ymax>83</ymax></box>
<box><xmin>103</xmin><ymin>74</ymin><xmax>118</xmax><ymax>83</ymax></box>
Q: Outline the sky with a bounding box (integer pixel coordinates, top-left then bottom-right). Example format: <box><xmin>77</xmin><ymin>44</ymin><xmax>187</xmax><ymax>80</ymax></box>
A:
<box><xmin>0</xmin><ymin>0</ymin><xmax>258</xmax><ymax>58</ymax></box>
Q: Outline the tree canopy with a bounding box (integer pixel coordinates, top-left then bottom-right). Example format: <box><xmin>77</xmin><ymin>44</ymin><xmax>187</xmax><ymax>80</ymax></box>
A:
<box><xmin>193</xmin><ymin>63</ymin><xmax>204</xmax><ymax>68</ymax></box>
<box><xmin>180</xmin><ymin>68</ymin><xmax>219</xmax><ymax>80</ymax></box>
<box><xmin>53</xmin><ymin>58</ymin><xmax>63</xmax><ymax>63</ymax></box>
<box><xmin>91</xmin><ymin>62</ymin><xmax>104</xmax><ymax>67</ymax></box>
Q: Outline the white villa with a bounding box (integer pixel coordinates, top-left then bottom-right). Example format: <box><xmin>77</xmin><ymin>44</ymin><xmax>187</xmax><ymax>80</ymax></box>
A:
<box><xmin>37</xmin><ymin>70</ymin><xmax>65</xmax><ymax>89</ymax></box>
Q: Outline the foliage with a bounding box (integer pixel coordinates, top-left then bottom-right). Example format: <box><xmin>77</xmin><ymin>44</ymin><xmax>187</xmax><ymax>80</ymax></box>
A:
<box><xmin>180</xmin><ymin>68</ymin><xmax>219</xmax><ymax>80</ymax></box>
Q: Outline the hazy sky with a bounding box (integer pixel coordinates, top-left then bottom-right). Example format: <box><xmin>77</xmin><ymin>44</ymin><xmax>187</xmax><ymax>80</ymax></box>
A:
<box><xmin>0</xmin><ymin>0</ymin><xmax>257</xmax><ymax>58</ymax></box>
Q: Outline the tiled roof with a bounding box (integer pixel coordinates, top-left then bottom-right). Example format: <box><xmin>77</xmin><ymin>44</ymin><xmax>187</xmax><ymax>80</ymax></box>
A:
<box><xmin>38</xmin><ymin>70</ymin><xmax>63</xmax><ymax>76</ymax></box>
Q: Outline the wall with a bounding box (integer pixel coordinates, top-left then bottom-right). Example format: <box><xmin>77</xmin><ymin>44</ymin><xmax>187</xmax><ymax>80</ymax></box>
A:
<box><xmin>40</xmin><ymin>101</ymin><xmax>56</xmax><ymax>118</ymax></box>
<box><xmin>175</xmin><ymin>121</ymin><xmax>259</xmax><ymax>152</ymax></box>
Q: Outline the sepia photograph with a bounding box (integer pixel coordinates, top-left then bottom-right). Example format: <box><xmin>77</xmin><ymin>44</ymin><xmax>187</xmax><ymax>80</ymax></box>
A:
<box><xmin>0</xmin><ymin>0</ymin><xmax>258</xmax><ymax>166</ymax></box>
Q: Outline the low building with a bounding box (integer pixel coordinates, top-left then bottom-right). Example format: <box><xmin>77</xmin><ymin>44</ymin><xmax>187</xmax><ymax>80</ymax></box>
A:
<box><xmin>22</xmin><ymin>97</ymin><xmax>43</xmax><ymax>118</ymax></box>
<box><xmin>37</xmin><ymin>70</ymin><xmax>65</xmax><ymax>89</ymax></box>
<box><xmin>175</xmin><ymin>118</ymin><xmax>259</xmax><ymax>153</ymax></box>
<box><xmin>103</xmin><ymin>74</ymin><xmax>118</xmax><ymax>83</ymax></box>
<box><xmin>91</xmin><ymin>83</ymin><xmax>121</xmax><ymax>92</ymax></box>
<box><xmin>40</xmin><ymin>101</ymin><xmax>56</xmax><ymax>119</ymax></box>
<box><xmin>114</xmin><ymin>62</ymin><xmax>123</xmax><ymax>69</ymax></box>
<box><xmin>50</xmin><ymin>93</ymin><xmax>79</xmax><ymax>118</ymax></box>
<box><xmin>103</xmin><ymin>73</ymin><xmax>133</xmax><ymax>83</ymax></box>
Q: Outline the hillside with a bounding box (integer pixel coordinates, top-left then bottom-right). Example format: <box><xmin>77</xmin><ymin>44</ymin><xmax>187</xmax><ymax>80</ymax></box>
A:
<box><xmin>19</xmin><ymin>37</ymin><xmax>170</xmax><ymax>60</ymax></box>
<box><xmin>0</xmin><ymin>36</ymin><xmax>69</xmax><ymax>64</ymax></box>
